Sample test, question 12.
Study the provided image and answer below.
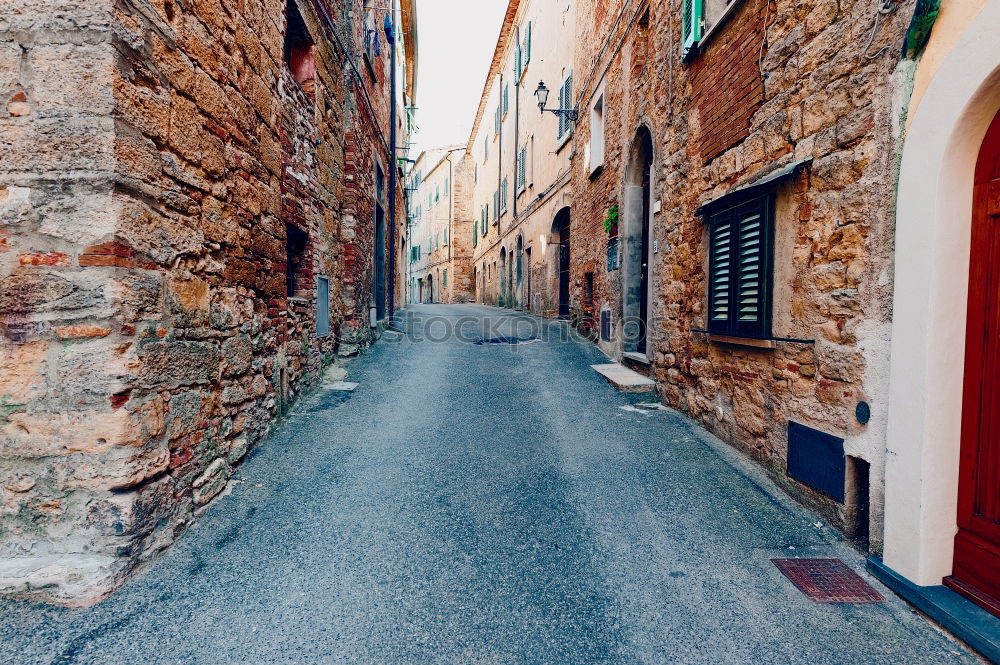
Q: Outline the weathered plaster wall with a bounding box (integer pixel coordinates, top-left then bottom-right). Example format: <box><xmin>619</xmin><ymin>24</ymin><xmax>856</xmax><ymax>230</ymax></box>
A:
<box><xmin>0</xmin><ymin>0</ymin><xmax>375</xmax><ymax>605</ymax></box>
<box><xmin>571</xmin><ymin>0</ymin><xmax>913</xmax><ymax>546</ymax></box>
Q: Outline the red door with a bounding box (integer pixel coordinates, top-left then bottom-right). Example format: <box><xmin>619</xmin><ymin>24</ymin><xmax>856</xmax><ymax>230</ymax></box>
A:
<box><xmin>947</xmin><ymin>109</ymin><xmax>1000</xmax><ymax>617</ymax></box>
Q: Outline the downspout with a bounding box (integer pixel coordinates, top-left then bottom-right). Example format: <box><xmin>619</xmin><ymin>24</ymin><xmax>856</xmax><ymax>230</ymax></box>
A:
<box><xmin>513</xmin><ymin>27</ymin><xmax>520</xmax><ymax>219</ymax></box>
<box><xmin>387</xmin><ymin>0</ymin><xmax>398</xmax><ymax>321</ymax></box>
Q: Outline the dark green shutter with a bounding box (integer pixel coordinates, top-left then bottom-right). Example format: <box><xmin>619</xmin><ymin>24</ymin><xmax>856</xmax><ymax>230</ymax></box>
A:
<box><xmin>682</xmin><ymin>0</ymin><xmax>703</xmax><ymax>55</ymax></box>
<box><xmin>707</xmin><ymin>195</ymin><xmax>773</xmax><ymax>338</ymax></box>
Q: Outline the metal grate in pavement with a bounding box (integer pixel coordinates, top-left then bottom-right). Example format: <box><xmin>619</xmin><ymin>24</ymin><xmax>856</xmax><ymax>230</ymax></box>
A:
<box><xmin>772</xmin><ymin>558</ymin><xmax>885</xmax><ymax>603</ymax></box>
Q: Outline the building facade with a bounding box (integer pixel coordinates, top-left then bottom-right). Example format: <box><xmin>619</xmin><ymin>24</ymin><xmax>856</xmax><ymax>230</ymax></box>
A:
<box><xmin>468</xmin><ymin>0</ymin><xmax>577</xmax><ymax>315</ymax></box>
<box><xmin>406</xmin><ymin>146</ymin><xmax>473</xmax><ymax>304</ymax></box>
<box><xmin>0</xmin><ymin>0</ymin><xmax>415</xmax><ymax>605</ymax></box>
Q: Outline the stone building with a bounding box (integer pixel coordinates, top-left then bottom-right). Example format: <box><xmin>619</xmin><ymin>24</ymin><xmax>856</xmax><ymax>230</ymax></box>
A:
<box><xmin>560</xmin><ymin>0</ymin><xmax>1000</xmax><ymax>641</ymax></box>
<box><xmin>0</xmin><ymin>0</ymin><xmax>416</xmax><ymax>605</ymax></box>
<box><xmin>467</xmin><ymin>0</ymin><xmax>577</xmax><ymax>314</ymax></box>
<box><xmin>405</xmin><ymin>145</ymin><xmax>473</xmax><ymax>304</ymax></box>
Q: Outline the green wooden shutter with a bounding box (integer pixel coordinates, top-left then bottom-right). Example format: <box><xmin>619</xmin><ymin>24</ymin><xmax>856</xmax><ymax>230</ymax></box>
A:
<box><xmin>517</xmin><ymin>145</ymin><xmax>527</xmax><ymax>191</ymax></box>
<box><xmin>473</xmin><ymin>218</ymin><xmax>478</xmax><ymax>246</ymax></box>
<box><xmin>524</xmin><ymin>22</ymin><xmax>532</xmax><ymax>67</ymax></box>
<box><xmin>682</xmin><ymin>0</ymin><xmax>703</xmax><ymax>56</ymax></box>
<box><xmin>708</xmin><ymin>213</ymin><xmax>732</xmax><ymax>330</ymax></box>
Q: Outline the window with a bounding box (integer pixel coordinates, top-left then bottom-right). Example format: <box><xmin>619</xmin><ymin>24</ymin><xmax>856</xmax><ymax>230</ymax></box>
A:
<box><xmin>517</xmin><ymin>145</ymin><xmax>527</xmax><ymax>193</ymax></box>
<box><xmin>503</xmin><ymin>83</ymin><xmax>510</xmax><ymax>115</ymax></box>
<box><xmin>444</xmin><ymin>227</ymin><xmax>449</xmax><ymax>245</ymax></box>
<box><xmin>706</xmin><ymin>194</ymin><xmax>774</xmax><ymax>339</ymax></box>
<box><xmin>284</xmin><ymin>1</ymin><xmax>316</xmax><ymax>100</ymax></box>
<box><xmin>522</xmin><ymin>22</ymin><xmax>532</xmax><ymax>70</ymax></box>
<box><xmin>481</xmin><ymin>207</ymin><xmax>488</xmax><ymax>235</ymax></box>
<box><xmin>558</xmin><ymin>72</ymin><xmax>574</xmax><ymax>139</ymax></box>
<box><xmin>444</xmin><ymin>177</ymin><xmax>449</xmax><ymax>195</ymax></box>
<box><xmin>493</xmin><ymin>190</ymin><xmax>500</xmax><ymax>221</ymax></box>
<box><xmin>682</xmin><ymin>0</ymin><xmax>737</xmax><ymax>58</ymax></box>
<box><xmin>316</xmin><ymin>276</ymin><xmax>330</xmax><ymax>337</ymax></box>
<box><xmin>428</xmin><ymin>192</ymin><xmax>433</xmax><ymax>208</ymax></box>
<box><xmin>435</xmin><ymin>233</ymin><xmax>439</xmax><ymax>250</ymax></box>
<box><xmin>473</xmin><ymin>219</ymin><xmax>478</xmax><ymax>247</ymax></box>
<box><xmin>495</xmin><ymin>106</ymin><xmax>501</xmax><ymax>136</ymax></box>
<box><xmin>443</xmin><ymin>269</ymin><xmax>448</xmax><ymax>288</ymax></box>
<box><xmin>590</xmin><ymin>93</ymin><xmax>605</xmax><ymax>173</ymax></box>
<box><xmin>500</xmin><ymin>177</ymin><xmax>508</xmax><ymax>213</ymax></box>
<box><xmin>435</xmin><ymin>186</ymin><xmax>440</xmax><ymax>203</ymax></box>
<box><xmin>483</xmin><ymin>137</ymin><xmax>488</xmax><ymax>162</ymax></box>
<box><xmin>285</xmin><ymin>222</ymin><xmax>309</xmax><ymax>297</ymax></box>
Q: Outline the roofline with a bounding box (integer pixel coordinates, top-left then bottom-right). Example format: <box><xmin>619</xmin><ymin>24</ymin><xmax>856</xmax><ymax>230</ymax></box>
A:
<box><xmin>412</xmin><ymin>144</ymin><xmax>465</xmax><ymax>176</ymax></box>
<box><xmin>465</xmin><ymin>0</ymin><xmax>521</xmax><ymax>153</ymax></box>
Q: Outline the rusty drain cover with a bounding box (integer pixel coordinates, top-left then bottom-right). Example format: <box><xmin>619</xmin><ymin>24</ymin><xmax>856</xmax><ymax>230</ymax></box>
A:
<box><xmin>772</xmin><ymin>558</ymin><xmax>885</xmax><ymax>603</ymax></box>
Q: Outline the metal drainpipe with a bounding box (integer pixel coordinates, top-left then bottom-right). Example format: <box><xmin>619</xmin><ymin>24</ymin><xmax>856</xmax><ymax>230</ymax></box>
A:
<box><xmin>387</xmin><ymin>0</ymin><xmax>398</xmax><ymax>322</ymax></box>
<box><xmin>513</xmin><ymin>27</ymin><xmax>520</xmax><ymax>219</ymax></box>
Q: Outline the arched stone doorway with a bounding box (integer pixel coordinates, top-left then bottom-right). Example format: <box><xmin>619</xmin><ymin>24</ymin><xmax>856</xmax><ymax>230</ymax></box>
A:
<box><xmin>883</xmin><ymin>2</ymin><xmax>1000</xmax><ymax>598</ymax></box>
<box><xmin>499</xmin><ymin>247</ymin><xmax>508</xmax><ymax>308</ymax></box>
<box><xmin>552</xmin><ymin>207</ymin><xmax>571</xmax><ymax>318</ymax></box>
<box><xmin>515</xmin><ymin>235</ymin><xmax>524</xmax><ymax>309</ymax></box>
<box><xmin>623</xmin><ymin>126</ymin><xmax>653</xmax><ymax>356</ymax></box>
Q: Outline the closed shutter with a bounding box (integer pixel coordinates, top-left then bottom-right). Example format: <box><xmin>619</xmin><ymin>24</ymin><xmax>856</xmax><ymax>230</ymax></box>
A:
<box><xmin>316</xmin><ymin>276</ymin><xmax>330</xmax><ymax>338</ymax></box>
<box><xmin>473</xmin><ymin>218</ymin><xmax>478</xmax><ymax>246</ymax></box>
<box><xmin>494</xmin><ymin>190</ymin><xmax>499</xmax><ymax>220</ymax></box>
<box><xmin>706</xmin><ymin>196</ymin><xmax>773</xmax><ymax>338</ymax></box>
<box><xmin>558</xmin><ymin>73</ymin><xmax>573</xmax><ymax>138</ymax></box>
<box><xmin>682</xmin><ymin>0</ymin><xmax>704</xmax><ymax>56</ymax></box>
<box><xmin>501</xmin><ymin>177</ymin><xmax>508</xmax><ymax>212</ymax></box>
<box><xmin>516</xmin><ymin>44</ymin><xmax>522</xmax><ymax>78</ymax></box>
<box><xmin>708</xmin><ymin>216</ymin><xmax>732</xmax><ymax>326</ymax></box>
<box><xmin>503</xmin><ymin>84</ymin><xmax>509</xmax><ymax>114</ymax></box>
<box><xmin>517</xmin><ymin>145</ymin><xmax>527</xmax><ymax>192</ymax></box>
<box><xmin>524</xmin><ymin>22</ymin><xmax>531</xmax><ymax>66</ymax></box>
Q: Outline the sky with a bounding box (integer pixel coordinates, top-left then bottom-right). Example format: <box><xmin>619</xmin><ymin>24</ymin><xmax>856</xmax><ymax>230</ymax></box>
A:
<box><xmin>409</xmin><ymin>0</ymin><xmax>509</xmax><ymax>157</ymax></box>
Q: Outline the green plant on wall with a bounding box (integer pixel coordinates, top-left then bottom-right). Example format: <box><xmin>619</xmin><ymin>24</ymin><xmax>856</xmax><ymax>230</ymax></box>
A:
<box><xmin>603</xmin><ymin>204</ymin><xmax>619</xmax><ymax>234</ymax></box>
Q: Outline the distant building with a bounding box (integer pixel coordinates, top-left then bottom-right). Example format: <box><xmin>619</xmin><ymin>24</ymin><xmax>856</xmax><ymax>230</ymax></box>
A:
<box><xmin>467</xmin><ymin>0</ymin><xmax>576</xmax><ymax>314</ymax></box>
<box><xmin>405</xmin><ymin>147</ymin><xmax>473</xmax><ymax>304</ymax></box>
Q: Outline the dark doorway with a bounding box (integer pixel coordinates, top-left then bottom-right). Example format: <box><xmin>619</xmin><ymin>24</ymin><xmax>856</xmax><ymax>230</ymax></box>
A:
<box><xmin>374</xmin><ymin>164</ymin><xmax>386</xmax><ymax>321</ymax></box>
<box><xmin>624</xmin><ymin>127</ymin><xmax>653</xmax><ymax>355</ymax></box>
<box><xmin>554</xmin><ymin>208</ymin><xmax>571</xmax><ymax>318</ymax></box>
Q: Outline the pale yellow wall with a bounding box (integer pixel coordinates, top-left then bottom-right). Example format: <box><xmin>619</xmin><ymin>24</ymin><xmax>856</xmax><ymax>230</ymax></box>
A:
<box><xmin>908</xmin><ymin>0</ymin><xmax>990</xmax><ymax>122</ymax></box>
<box><xmin>469</xmin><ymin>0</ymin><xmax>576</xmax><ymax>308</ymax></box>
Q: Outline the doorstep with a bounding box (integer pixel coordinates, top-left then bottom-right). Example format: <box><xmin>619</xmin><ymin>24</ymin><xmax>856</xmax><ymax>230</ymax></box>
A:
<box><xmin>592</xmin><ymin>363</ymin><xmax>656</xmax><ymax>393</ymax></box>
<box><xmin>867</xmin><ymin>557</ymin><xmax>1000</xmax><ymax>664</ymax></box>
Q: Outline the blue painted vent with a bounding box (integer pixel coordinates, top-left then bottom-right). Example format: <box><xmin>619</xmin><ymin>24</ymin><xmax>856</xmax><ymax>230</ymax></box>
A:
<box><xmin>787</xmin><ymin>422</ymin><xmax>845</xmax><ymax>503</ymax></box>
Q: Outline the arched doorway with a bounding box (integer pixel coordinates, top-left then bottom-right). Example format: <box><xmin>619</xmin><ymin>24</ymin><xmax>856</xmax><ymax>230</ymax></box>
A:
<box><xmin>623</xmin><ymin>127</ymin><xmax>653</xmax><ymax>356</ymax></box>
<box><xmin>882</xmin><ymin>4</ymin><xmax>1000</xmax><ymax>595</ymax></box>
<box><xmin>948</xmin><ymin>108</ymin><xmax>1000</xmax><ymax>616</ymax></box>
<box><xmin>553</xmin><ymin>207</ymin><xmax>571</xmax><ymax>318</ymax></box>
<box><xmin>499</xmin><ymin>248</ymin><xmax>508</xmax><ymax>308</ymax></box>
<box><xmin>515</xmin><ymin>235</ymin><xmax>523</xmax><ymax>309</ymax></box>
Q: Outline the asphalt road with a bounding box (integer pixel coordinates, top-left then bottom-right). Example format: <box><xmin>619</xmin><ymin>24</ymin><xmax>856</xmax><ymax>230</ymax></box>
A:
<box><xmin>0</xmin><ymin>305</ymin><xmax>979</xmax><ymax>664</ymax></box>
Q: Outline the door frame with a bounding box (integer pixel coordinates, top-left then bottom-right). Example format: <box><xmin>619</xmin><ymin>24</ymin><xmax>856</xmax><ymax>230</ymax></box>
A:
<box><xmin>882</xmin><ymin>7</ymin><xmax>1000</xmax><ymax>588</ymax></box>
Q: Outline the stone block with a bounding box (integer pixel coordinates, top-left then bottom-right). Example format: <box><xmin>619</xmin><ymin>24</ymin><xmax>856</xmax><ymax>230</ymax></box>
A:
<box><xmin>137</xmin><ymin>341</ymin><xmax>219</xmax><ymax>389</ymax></box>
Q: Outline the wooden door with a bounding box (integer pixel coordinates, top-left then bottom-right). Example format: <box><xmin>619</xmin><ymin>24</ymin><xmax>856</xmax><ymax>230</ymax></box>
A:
<box><xmin>948</xmin><ymin>109</ymin><xmax>1000</xmax><ymax>617</ymax></box>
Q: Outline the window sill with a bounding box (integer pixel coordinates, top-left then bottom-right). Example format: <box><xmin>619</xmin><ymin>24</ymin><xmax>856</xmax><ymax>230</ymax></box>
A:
<box><xmin>555</xmin><ymin>131</ymin><xmax>573</xmax><ymax>154</ymax></box>
<box><xmin>686</xmin><ymin>0</ymin><xmax>747</xmax><ymax>60</ymax></box>
<box><xmin>589</xmin><ymin>163</ymin><xmax>604</xmax><ymax>180</ymax></box>
<box><xmin>622</xmin><ymin>351</ymin><xmax>651</xmax><ymax>365</ymax></box>
<box><xmin>708</xmin><ymin>334</ymin><xmax>776</xmax><ymax>349</ymax></box>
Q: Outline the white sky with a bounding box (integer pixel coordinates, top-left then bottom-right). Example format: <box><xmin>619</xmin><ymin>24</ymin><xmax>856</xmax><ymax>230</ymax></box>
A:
<box><xmin>409</xmin><ymin>0</ymin><xmax>509</xmax><ymax>156</ymax></box>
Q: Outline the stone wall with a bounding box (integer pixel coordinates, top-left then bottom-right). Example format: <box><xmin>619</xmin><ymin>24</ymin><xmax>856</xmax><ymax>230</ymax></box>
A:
<box><xmin>0</xmin><ymin>0</ymin><xmax>391</xmax><ymax>605</ymax></box>
<box><xmin>571</xmin><ymin>0</ymin><xmax>909</xmax><ymax>548</ymax></box>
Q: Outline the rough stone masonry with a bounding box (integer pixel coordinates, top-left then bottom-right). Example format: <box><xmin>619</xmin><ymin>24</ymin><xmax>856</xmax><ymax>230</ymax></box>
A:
<box><xmin>0</xmin><ymin>0</ymin><xmax>394</xmax><ymax>605</ymax></box>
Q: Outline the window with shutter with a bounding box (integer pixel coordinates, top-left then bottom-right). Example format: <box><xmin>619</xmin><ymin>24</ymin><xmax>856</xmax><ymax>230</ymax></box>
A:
<box><xmin>558</xmin><ymin>73</ymin><xmax>573</xmax><ymax>139</ymax></box>
<box><xmin>495</xmin><ymin>106</ymin><xmax>501</xmax><ymax>135</ymax></box>
<box><xmin>503</xmin><ymin>84</ymin><xmax>509</xmax><ymax>115</ymax></box>
<box><xmin>501</xmin><ymin>177</ymin><xmax>508</xmax><ymax>213</ymax></box>
<box><xmin>706</xmin><ymin>195</ymin><xmax>774</xmax><ymax>339</ymax></box>
<box><xmin>494</xmin><ymin>190</ymin><xmax>500</xmax><ymax>221</ymax></box>
<box><xmin>681</xmin><ymin>0</ymin><xmax>704</xmax><ymax>58</ymax></box>
<box><xmin>473</xmin><ymin>219</ymin><xmax>478</xmax><ymax>246</ymax></box>
<box><xmin>523</xmin><ymin>22</ymin><xmax>531</xmax><ymax>68</ymax></box>
<box><xmin>517</xmin><ymin>145</ymin><xmax>527</xmax><ymax>193</ymax></box>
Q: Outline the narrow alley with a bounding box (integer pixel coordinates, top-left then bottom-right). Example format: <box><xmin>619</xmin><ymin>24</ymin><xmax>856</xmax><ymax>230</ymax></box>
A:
<box><xmin>0</xmin><ymin>305</ymin><xmax>977</xmax><ymax>665</ymax></box>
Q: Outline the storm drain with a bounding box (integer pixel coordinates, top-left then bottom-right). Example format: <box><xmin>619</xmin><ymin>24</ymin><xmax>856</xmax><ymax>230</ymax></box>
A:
<box><xmin>772</xmin><ymin>558</ymin><xmax>884</xmax><ymax>603</ymax></box>
<box><xmin>474</xmin><ymin>336</ymin><xmax>539</xmax><ymax>345</ymax></box>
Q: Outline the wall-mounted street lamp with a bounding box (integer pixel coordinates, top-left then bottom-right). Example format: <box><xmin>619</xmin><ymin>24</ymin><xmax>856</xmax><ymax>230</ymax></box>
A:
<box><xmin>534</xmin><ymin>81</ymin><xmax>578</xmax><ymax>123</ymax></box>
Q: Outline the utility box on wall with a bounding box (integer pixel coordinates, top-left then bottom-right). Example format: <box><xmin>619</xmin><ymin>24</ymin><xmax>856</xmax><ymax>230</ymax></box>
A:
<box><xmin>787</xmin><ymin>422</ymin><xmax>846</xmax><ymax>503</ymax></box>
